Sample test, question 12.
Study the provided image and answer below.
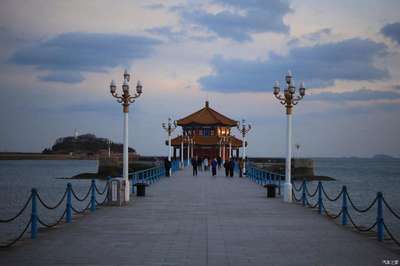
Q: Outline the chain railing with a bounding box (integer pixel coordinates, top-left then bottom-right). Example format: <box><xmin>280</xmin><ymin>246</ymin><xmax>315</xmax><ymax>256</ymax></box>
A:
<box><xmin>246</xmin><ymin>163</ymin><xmax>400</xmax><ymax>247</ymax></box>
<box><xmin>0</xmin><ymin>179</ymin><xmax>109</xmax><ymax>248</ymax></box>
<box><xmin>293</xmin><ymin>180</ymin><xmax>400</xmax><ymax>247</ymax></box>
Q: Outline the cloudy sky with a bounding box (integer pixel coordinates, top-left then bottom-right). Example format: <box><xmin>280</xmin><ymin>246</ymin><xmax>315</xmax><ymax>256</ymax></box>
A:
<box><xmin>1</xmin><ymin>0</ymin><xmax>400</xmax><ymax>158</ymax></box>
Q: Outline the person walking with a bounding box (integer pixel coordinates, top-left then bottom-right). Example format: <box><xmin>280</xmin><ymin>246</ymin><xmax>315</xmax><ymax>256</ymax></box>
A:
<box><xmin>223</xmin><ymin>160</ymin><xmax>229</xmax><ymax>177</ymax></box>
<box><xmin>217</xmin><ymin>156</ymin><xmax>222</xmax><ymax>169</ymax></box>
<box><xmin>164</xmin><ymin>158</ymin><xmax>171</xmax><ymax>177</ymax></box>
<box><xmin>197</xmin><ymin>156</ymin><xmax>203</xmax><ymax>172</ymax></box>
<box><xmin>191</xmin><ymin>156</ymin><xmax>198</xmax><ymax>176</ymax></box>
<box><xmin>229</xmin><ymin>158</ymin><xmax>235</xmax><ymax>177</ymax></box>
<box><xmin>204</xmin><ymin>157</ymin><xmax>209</xmax><ymax>171</ymax></box>
<box><xmin>211</xmin><ymin>158</ymin><xmax>217</xmax><ymax>176</ymax></box>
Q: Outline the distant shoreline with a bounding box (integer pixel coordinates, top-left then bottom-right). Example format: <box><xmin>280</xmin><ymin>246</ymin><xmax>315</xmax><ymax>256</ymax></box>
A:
<box><xmin>0</xmin><ymin>152</ymin><xmax>97</xmax><ymax>160</ymax></box>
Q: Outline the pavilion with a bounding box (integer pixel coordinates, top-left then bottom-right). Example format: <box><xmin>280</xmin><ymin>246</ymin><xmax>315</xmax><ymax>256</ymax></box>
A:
<box><xmin>169</xmin><ymin>101</ymin><xmax>244</xmax><ymax>161</ymax></box>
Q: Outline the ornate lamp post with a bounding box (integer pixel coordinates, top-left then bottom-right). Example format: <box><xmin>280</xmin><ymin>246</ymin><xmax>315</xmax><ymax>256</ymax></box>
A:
<box><xmin>273</xmin><ymin>70</ymin><xmax>305</xmax><ymax>203</ymax></box>
<box><xmin>109</xmin><ymin>69</ymin><xmax>143</xmax><ymax>202</ymax></box>
<box><xmin>162</xmin><ymin>118</ymin><xmax>177</xmax><ymax>175</ymax></box>
<box><xmin>237</xmin><ymin>119</ymin><xmax>251</xmax><ymax>174</ymax></box>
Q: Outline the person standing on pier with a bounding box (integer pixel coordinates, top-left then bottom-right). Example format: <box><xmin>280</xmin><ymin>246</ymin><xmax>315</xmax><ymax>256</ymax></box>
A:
<box><xmin>217</xmin><ymin>156</ymin><xmax>222</xmax><ymax>169</ymax></box>
<box><xmin>204</xmin><ymin>157</ymin><xmax>209</xmax><ymax>171</ymax></box>
<box><xmin>191</xmin><ymin>156</ymin><xmax>198</xmax><ymax>176</ymax></box>
<box><xmin>211</xmin><ymin>158</ymin><xmax>217</xmax><ymax>176</ymax></box>
<box><xmin>229</xmin><ymin>158</ymin><xmax>235</xmax><ymax>177</ymax></box>
<box><xmin>224</xmin><ymin>160</ymin><xmax>229</xmax><ymax>177</ymax></box>
<box><xmin>197</xmin><ymin>156</ymin><xmax>203</xmax><ymax>172</ymax></box>
<box><xmin>164</xmin><ymin>158</ymin><xmax>171</xmax><ymax>177</ymax></box>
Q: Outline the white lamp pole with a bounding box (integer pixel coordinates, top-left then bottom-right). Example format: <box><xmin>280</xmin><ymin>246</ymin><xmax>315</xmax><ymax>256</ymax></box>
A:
<box><xmin>180</xmin><ymin>135</ymin><xmax>184</xmax><ymax>167</ymax></box>
<box><xmin>237</xmin><ymin>120</ymin><xmax>251</xmax><ymax>174</ymax></box>
<box><xmin>222</xmin><ymin>137</ymin><xmax>226</xmax><ymax>162</ymax></box>
<box><xmin>162</xmin><ymin>118</ymin><xmax>177</xmax><ymax>176</ymax></box>
<box><xmin>109</xmin><ymin>70</ymin><xmax>143</xmax><ymax>203</ymax></box>
<box><xmin>186</xmin><ymin>136</ymin><xmax>190</xmax><ymax>166</ymax></box>
<box><xmin>191</xmin><ymin>139</ymin><xmax>194</xmax><ymax>158</ymax></box>
<box><xmin>229</xmin><ymin>139</ymin><xmax>232</xmax><ymax>159</ymax></box>
<box><xmin>273</xmin><ymin>71</ymin><xmax>306</xmax><ymax>203</ymax></box>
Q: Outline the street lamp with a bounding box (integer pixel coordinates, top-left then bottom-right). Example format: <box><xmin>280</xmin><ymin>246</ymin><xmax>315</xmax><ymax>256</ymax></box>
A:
<box><xmin>273</xmin><ymin>70</ymin><xmax>305</xmax><ymax>203</ymax></box>
<box><xmin>237</xmin><ymin>119</ymin><xmax>251</xmax><ymax>174</ymax></box>
<box><xmin>185</xmin><ymin>135</ymin><xmax>191</xmax><ymax>166</ymax></box>
<box><xmin>109</xmin><ymin>69</ymin><xmax>143</xmax><ymax>202</ymax></box>
<box><xmin>180</xmin><ymin>134</ymin><xmax>184</xmax><ymax>168</ymax></box>
<box><xmin>162</xmin><ymin>118</ymin><xmax>177</xmax><ymax>175</ymax></box>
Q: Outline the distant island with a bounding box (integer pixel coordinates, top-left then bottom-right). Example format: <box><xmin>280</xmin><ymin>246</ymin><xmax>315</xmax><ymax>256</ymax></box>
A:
<box><xmin>372</xmin><ymin>154</ymin><xmax>397</xmax><ymax>160</ymax></box>
<box><xmin>42</xmin><ymin>133</ymin><xmax>135</xmax><ymax>156</ymax></box>
<box><xmin>0</xmin><ymin>133</ymin><xmax>136</xmax><ymax>160</ymax></box>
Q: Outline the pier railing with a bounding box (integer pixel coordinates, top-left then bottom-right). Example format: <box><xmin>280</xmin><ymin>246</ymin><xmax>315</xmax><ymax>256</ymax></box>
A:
<box><xmin>247</xmin><ymin>163</ymin><xmax>400</xmax><ymax>248</ymax></box>
<box><xmin>292</xmin><ymin>180</ymin><xmax>400</xmax><ymax>247</ymax></box>
<box><xmin>246</xmin><ymin>163</ymin><xmax>283</xmax><ymax>195</ymax></box>
<box><xmin>0</xmin><ymin>180</ymin><xmax>109</xmax><ymax>248</ymax></box>
<box><xmin>0</xmin><ymin>160</ymin><xmax>181</xmax><ymax>249</ymax></box>
<box><xmin>128</xmin><ymin>160</ymin><xmax>180</xmax><ymax>192</ymax></box>
<box><xmin>129</xmin><ymin>165</ymin><xmax>165</xmax><ymax>193</ymax></box>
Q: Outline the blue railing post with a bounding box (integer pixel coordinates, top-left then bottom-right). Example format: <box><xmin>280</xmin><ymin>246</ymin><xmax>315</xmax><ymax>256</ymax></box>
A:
<box><xmin>302</xmin><ymin>180</ymin><xmax>307</xmax><ymax>206</ymax></box>
<box><xmin>318</xmin><ymin>182</ymin><xmax>323</xmax><ymax>214</ymax></box>
<box><xmin>341</xmin><ymin>186</ymin><xmax>347</xmax><ymax>225</ymax></box>
<box><xmin>31</xmin><ymin>188</ymin><xmax>38</xmax><ymax>239</ymax></box>
<box><xmin>376</xmin><ymin>192</ymin><xmax>384</xmax><ymax>241</ymax></box>
<box><xmin>263</xmin><ymin>171</ymin><xmax>266</xmax><ymax>186</ymax></box>
<box><xmin>66</xmin><ymin>183</ymin><xmax>72</xmax><ymax>223</ymax></box>
<box><xmin>90</xmin><ymin>180</ymin><xmax>96</xmax><ymax>212</ymax></box>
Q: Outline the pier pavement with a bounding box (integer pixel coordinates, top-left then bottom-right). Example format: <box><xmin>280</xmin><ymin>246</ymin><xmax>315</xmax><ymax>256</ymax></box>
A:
<box><xmin>0</xmin><ymin>168</ymin><xmax>398</xmax><ymax>266</ymax></box>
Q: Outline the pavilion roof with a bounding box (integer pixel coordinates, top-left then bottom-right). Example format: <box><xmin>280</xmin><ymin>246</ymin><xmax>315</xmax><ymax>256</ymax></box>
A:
<box><xmin>176</xmin><ymin>101</ymin><xmax>238</xmax><ymax>127</ymax></box>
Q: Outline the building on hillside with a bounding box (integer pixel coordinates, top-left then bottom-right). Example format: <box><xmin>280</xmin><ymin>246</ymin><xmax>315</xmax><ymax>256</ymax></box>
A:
<box><xmin>168</xmin><ymin>101</ymin><xmax>245</xmax><ymax>161</ymax></box>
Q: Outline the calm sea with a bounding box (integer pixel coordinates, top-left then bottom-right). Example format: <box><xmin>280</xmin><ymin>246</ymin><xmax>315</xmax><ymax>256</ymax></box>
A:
<box><xmin>0</xmin><ymin>160</ymin><xmax>105</xmax><ymax>242</ymax></box>
<box><xmin>0</xmin><ymin>159</ymin><xmax>399</xmax><ymax>243</ymax></box>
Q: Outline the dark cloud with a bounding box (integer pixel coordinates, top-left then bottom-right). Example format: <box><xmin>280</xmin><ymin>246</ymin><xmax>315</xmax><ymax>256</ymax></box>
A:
<box><xmin>179</xmin><ymin>0</ymin><xmax>291</xmax><ymax>42</ymax></box>
<box><xmin>288</xmin><ymin>28</ymin><xmax>332</xmax><ymax>46</ymax></box>
<box><xmin>38</xmin><ymin>71</ymin><xmax>84</xmax><ymax>84</ymax></box>
<box><xmin>308</xmin><ymin>89</ymin><xmax>400</xmax><ymax>102</ymax></box>
<box><xmin>381</xmin><ymin>22</ymin><xmax>400</xmax><ymax>45</ymax></box>
<box><xmin>143</xmin><ymin>3</ymin><xmax>165</xmax><ymax>10</ymax></box>
<box><xmin>146</xmin><ymin>26</ymin><xmax>185</xmax><ymax>42</ymax></box>
<box><xmin>145</xmin><ymin>26</ymin><xmax>217</xmax><ymax>43</ymax></box>
<box><xmin>199</xmin><ymin>38</ymin><xmax>389</xmax><ymax>92</ymax></box>
<box><xmin>10</xmin><ymin>32</ymin><xmax>161</xmax><ymax>83</ymax></box>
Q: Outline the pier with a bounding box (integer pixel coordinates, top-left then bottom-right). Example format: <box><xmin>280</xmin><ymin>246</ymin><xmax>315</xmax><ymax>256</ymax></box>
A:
<box><xmin>0</xmin><ymin>167</ymin><xmax>397</xmax><ymax>266</ymax></box>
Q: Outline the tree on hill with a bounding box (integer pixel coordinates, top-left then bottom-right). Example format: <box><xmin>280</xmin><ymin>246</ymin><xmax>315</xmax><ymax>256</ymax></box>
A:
<box><xmin>44</xmin><ymin>133</ymin><xmax>135</xmax><ymax>154</ymax></box>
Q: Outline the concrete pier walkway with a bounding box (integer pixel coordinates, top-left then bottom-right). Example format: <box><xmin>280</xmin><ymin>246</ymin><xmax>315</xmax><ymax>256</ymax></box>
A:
<box><xmin>0</xmin><ymin>168</ymin><xmax>398</xmax><ymax>266</ymax></box>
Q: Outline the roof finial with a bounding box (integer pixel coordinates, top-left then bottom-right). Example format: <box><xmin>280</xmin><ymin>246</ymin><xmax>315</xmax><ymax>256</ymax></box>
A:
<box><xmin>205</xmin><ymin>100</ymin><xmax>209</xmax><ymax>108</ymax></box>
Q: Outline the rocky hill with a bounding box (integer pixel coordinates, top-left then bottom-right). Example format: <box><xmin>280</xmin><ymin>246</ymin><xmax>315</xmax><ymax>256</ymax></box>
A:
<box><xmin>42</xmin><ymin>133</ymin><xmax>135</xmax><ymax>155</ymax></box>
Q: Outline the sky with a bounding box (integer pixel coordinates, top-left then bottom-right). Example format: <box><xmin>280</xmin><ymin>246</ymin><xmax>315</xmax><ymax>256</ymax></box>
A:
<box><xmin>0</xmin><ymin>0</ymin><xmax>400</xmax><ymax>158</ymax></box>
